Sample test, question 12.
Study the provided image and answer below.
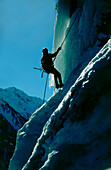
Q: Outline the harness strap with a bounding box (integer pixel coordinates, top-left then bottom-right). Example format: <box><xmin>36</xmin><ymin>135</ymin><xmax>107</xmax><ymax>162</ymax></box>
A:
<box><xmin>41</xmin><ymin>70</ymin><xmax>45</xmax><ymax>78</ymax></box>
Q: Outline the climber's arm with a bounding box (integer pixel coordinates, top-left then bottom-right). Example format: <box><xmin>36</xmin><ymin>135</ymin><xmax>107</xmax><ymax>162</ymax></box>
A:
<box><xmin>51</xmin><ymin>47</ymin><xmax>61</xmax><ymax>58</ymax></box>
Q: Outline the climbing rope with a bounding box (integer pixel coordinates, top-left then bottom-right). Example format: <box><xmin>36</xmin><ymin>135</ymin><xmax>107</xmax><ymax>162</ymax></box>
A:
<box><xmin>43</xmin><ymin>74</ymin><xmax>49</xmax><ymax>104</ymax></box>
<box><xmin>34</xmin><ymin>67</ymin><xmax>48</xmax><ymax>104</ymax></box>
<box><xmin>61</xmin><ymin>0</ymin><xmax>85</xmax><ymax>48</ymax></box>
<box><xmin>35</xmin><ymin>0</ymin><xmax>85</xmax><ymax>104</ymax></box>
<box><xmin>53</xmin><ymin>0</ymin><xmax>85</xmax><ymax>64</ymax></box>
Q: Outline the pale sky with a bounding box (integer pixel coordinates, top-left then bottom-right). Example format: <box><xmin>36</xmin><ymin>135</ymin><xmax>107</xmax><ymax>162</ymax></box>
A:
<box><xmin>0</xmin><ymin>0</ymin><xmax>57</xmax><ymax>100</ymax></box>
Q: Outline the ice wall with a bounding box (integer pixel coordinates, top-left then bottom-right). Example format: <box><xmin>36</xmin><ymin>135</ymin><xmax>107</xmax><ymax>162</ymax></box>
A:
<box><xmin>52</xmin><ymin>0</ymin><xmax>110</xmax><ymax>85</ymax></box>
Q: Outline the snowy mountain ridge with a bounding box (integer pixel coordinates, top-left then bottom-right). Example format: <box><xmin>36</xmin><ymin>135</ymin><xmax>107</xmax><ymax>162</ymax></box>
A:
<box><xmin>0</xmin><ymin>87</ymin><xmax>43</xmax><ymax>130</ymax></box>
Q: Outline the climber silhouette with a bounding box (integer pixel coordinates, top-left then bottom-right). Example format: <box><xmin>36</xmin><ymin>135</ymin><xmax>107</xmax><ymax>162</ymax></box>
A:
<box><xmin>41</xmin><ymin>47</ymin><xmax>63</xmax><ymax>89</ymax></box>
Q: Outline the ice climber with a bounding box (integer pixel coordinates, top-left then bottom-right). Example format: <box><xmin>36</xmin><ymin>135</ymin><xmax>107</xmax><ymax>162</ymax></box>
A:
<box><xmin>41</xmin><ymin>47</ymin><xmax>64</xmax><ymax>89</ymax></box>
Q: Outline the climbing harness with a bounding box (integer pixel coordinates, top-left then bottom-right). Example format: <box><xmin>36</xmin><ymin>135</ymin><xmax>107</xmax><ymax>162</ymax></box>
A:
<box><xmin>34</xmin><ymin>0</ymin><xmax>85</xmax><ymax>104</ymax></box>
<box><xmin>34</xmin><ymin>67</ymin><xmax>45</xmax><ymax>78</ymax></box>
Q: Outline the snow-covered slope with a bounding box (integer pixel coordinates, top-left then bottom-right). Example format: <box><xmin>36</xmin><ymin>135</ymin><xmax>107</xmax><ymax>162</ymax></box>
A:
<box><xmin>9</xmin><ymin>39</ymin><xmax>111</xmax><ymax>170</ymax></box>
<box><xmin>0</xmin><ymin>87</ymin><xmax>43</xmax><ymax>130</ymax></box>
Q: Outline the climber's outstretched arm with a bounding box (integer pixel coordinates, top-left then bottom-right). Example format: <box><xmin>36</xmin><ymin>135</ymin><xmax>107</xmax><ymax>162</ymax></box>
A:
<box><xmin>51</xmin><ymin>46</ymin><xmax>61</xmax><ymax>58</ymax></box>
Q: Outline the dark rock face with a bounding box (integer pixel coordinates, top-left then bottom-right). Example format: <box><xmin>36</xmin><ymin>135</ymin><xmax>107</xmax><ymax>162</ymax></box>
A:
<box><xmin>0</xmin><ymin>100</ymin><xmax>27</xmax><ymax>170</ymax></box>
<box><xmin>0</xmin><ymin>114</ymin><xmax>17</xmax><ymax>170</ymax></box>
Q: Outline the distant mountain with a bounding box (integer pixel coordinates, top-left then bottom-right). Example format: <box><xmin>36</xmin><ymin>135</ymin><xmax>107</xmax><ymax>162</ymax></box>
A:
<box><xmin>0</xmin><ymin>87</ymin><xmax>43</xmax><ymax>169</ymax></box>
<box><xmin>0</xmin><ymin>87</ymin><xmax>43</xmax><ymax>130</ymax></box>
